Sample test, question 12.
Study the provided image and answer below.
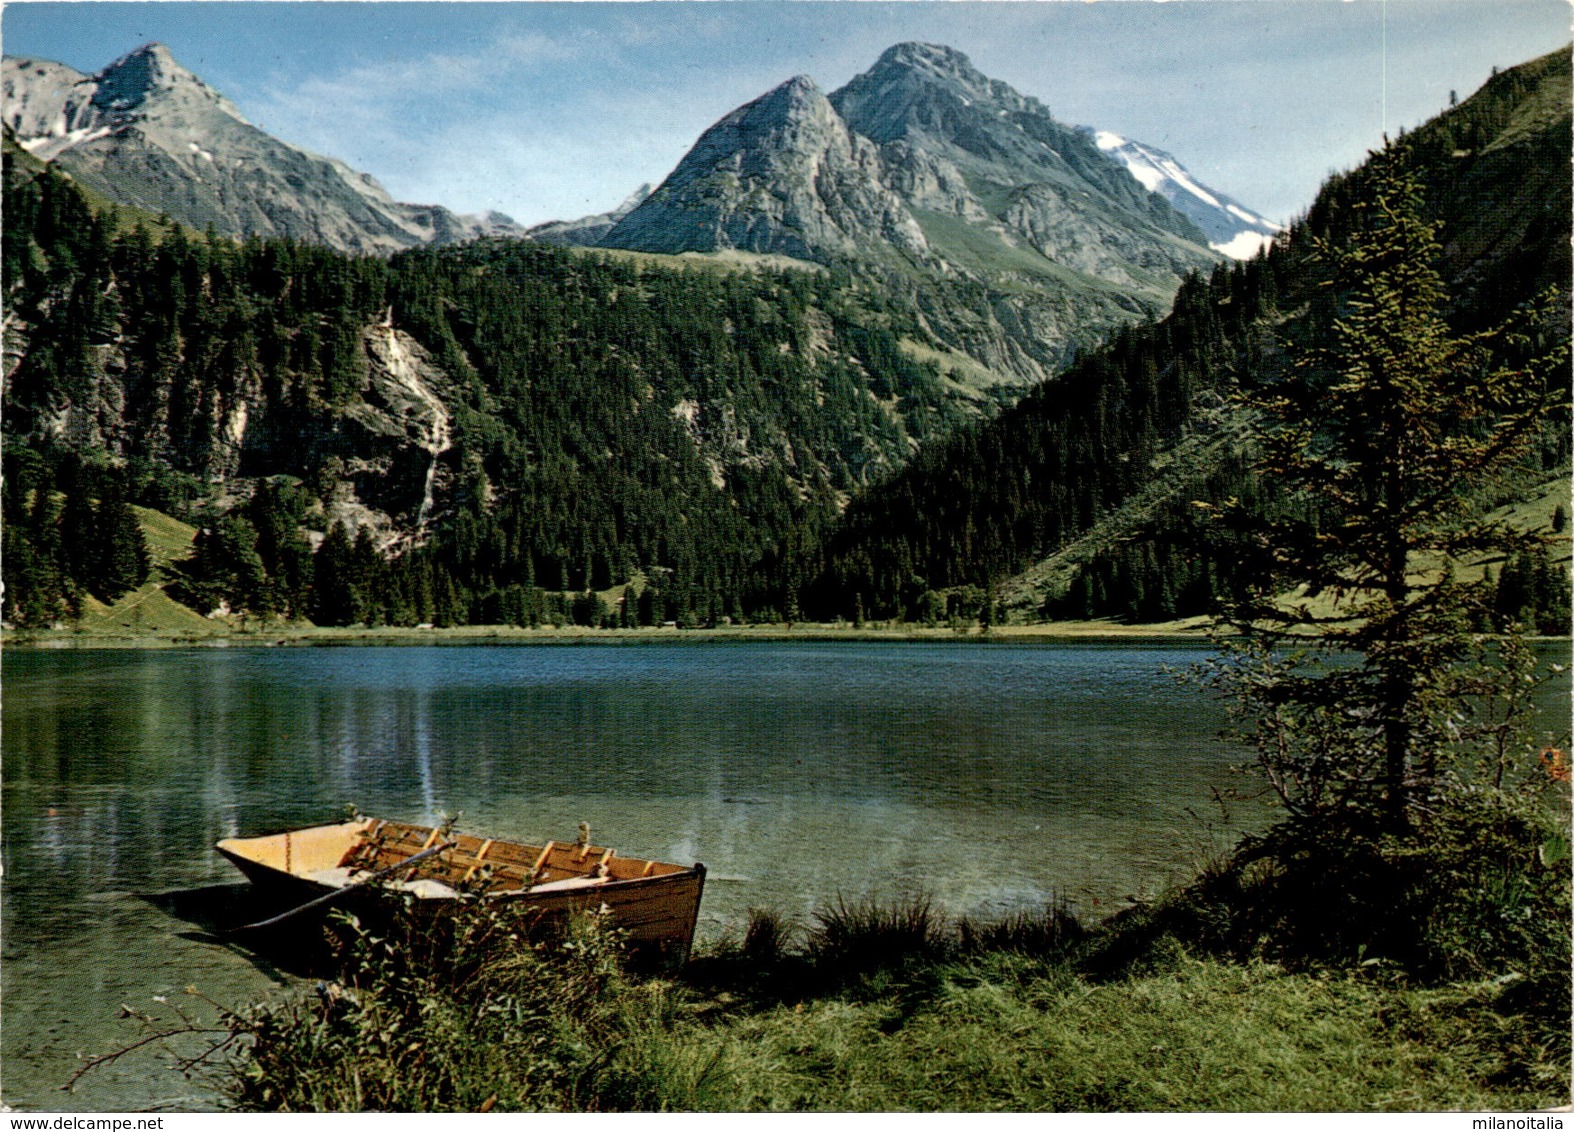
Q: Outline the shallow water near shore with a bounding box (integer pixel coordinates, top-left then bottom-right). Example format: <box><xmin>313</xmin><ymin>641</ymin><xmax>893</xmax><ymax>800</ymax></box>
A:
<box><xmin>3</xmin><ymin>640</ymin><xmax>1568</xmax><ymax>1111</ymax></box>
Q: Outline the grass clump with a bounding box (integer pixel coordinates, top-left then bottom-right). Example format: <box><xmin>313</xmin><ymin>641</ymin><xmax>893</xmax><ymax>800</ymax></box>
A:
<box><xmin>805</xmin><ymin>896</ymin><xmax>947</xmax><ymax>979</ymax></box>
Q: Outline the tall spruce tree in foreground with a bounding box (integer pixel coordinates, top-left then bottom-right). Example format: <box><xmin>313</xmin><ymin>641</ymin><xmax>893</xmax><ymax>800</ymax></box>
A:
<box><xmin>1192</xmin><ymin>147</ymin><xmax>1569</xmax><ymax>976</ymax></box>
<box><xmin>1213</xmin><ymin>147</ymin><xmax>1565</xmax><ymax>830</ymax></box>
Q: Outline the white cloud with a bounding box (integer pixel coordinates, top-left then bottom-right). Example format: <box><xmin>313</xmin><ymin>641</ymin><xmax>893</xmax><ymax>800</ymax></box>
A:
<box><xmin>240</xmin><ymin>27</ymin><xmax>822</xmax><ymax>225</ymax></box>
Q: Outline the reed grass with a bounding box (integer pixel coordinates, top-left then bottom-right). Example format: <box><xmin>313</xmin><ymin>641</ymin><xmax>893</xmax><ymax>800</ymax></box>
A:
<box><xmin>804</xmin><ymin>896</ymin><xmax>947</xmax><ymax>976</ymax></box>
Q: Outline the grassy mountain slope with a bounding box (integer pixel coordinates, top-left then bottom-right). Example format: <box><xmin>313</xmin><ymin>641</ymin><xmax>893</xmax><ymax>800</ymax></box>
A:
<box><xmin>801</xmin><ymin>46</ymin><xmax>1571</xmax><ymax>626</ymax></box>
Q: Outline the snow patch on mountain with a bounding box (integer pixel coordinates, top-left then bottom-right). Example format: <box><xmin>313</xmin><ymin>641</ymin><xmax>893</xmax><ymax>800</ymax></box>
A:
<box><xmin>1087</xmin><ymin>128</ymin><xmax>1280</xmax><ymax>259</ymax></box>
<box><xmin>1211</xmin><ymin>229</ymin><xmax>1277</xmax><ymax>259</ymax></box>
<box><xmin>20</xmin><ymin>125</ymin><xmax>113</xmax><ymax>159</ymax></box>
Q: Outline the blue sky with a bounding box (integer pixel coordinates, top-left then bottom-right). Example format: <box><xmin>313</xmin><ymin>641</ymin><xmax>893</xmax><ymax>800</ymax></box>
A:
<box><xmin>3</xmin><ymin>2</ymin><xmax>1568</xmax><ymax>227</ymax></box>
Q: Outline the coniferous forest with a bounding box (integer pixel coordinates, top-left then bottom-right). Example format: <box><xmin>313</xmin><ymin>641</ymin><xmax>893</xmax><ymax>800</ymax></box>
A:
<box><xmin>3</xmin><ymin>147</ymin><xmax>975</xmax><ymax>629</ymax></box>
<box><xmin>2</xmin><ymin>48</ymin><xmax>1569</xmax><ymax>635</ymax></box>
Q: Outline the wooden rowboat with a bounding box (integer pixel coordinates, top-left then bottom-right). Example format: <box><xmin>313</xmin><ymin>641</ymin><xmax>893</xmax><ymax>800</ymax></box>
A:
<box><xmin>215</xmin><ymin>817</ymin><xmax>706</xmax><ymax>962</ymax></box>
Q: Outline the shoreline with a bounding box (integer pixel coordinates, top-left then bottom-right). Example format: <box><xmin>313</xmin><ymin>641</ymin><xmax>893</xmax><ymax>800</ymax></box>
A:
<box><xmin>9</xmin><ymin>619</ymin><xmax>1567</xmax><ymax>651</ymax></box>
<box><xmin>1</xmin><ymin>618</ymin><xmax>1221</xmax><ymax>649</ymax></box>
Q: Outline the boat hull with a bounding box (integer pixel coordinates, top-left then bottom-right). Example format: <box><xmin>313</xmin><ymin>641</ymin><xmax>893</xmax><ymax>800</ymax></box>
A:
<box><xmin>215</xmin><ymin>819</ymin><xmax>706</xmax><ymax>964</ymax></box>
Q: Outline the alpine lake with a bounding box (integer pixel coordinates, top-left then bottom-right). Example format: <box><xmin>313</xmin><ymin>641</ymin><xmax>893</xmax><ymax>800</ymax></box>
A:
<box><xmin>4</xmin><ymin>638</ymin><xmax>1568</xmax><ymax>1111</ymax></box>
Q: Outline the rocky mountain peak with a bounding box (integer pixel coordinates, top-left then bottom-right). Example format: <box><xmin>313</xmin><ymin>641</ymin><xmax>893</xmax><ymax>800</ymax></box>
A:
<box><xmin>873</xmin><ymin>42</ymin><xmax>987</xmax><ymax>86</ymax></box>
<box><xmin>667</xmin><ymin>72</ymin><xmax>844</xmax><ymax>187</ymax></box>
<box><xmin>728</xmin><ymin>73</ymin><xmax>835</xmax><ymax>133</ymax></box>
<box><xmin>600</xmin><ymin>64</ymin><xmax>926</xmax><ymax>262</ymax></box>
<box><xmin>835</xmin><ymin>40</ymin><xmax>1040</xmax><ymax>146</ymax></box>
<box><xmin>2</xmin><ymin>43</ymin><xmax>524</xmax><ymax>253</ymax></box>
<box><xmin>777</xmin><ymin>73</ymin><xmax>821</xmax><ymax>99</ymax></box>
<box><xmin>92</xmin><ymin>42</ymin><xmax>196</xmax><ymax>113</ymax></box>
<box><xmin>596</xmin><ymin>40</ymin><xmax>1234</xmax><ymax>375</ymax></box>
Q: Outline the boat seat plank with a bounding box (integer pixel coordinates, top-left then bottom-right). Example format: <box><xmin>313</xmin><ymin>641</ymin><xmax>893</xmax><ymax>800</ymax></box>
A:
<box><xmin>403</xmin><ymin>829</ymin><xmax>444</xmax><ymax>880</ymax></box>
<box><xmin>461</xmin><ymin>840</ymin><xmax>495</xmax><ymax>884</ymax></box>
<box><xmin>528</xmin><ymin>875</ymin><xmax>610</xmax><ymax>894</ymax></box>
<box><xmin>332</xmin><ymin>823</ymin><xmax>669</xmax><ymax>892</ymax></box>
<box><xmin>463</xmin><ymin>841</ymin><xmax>546</xmax><ymax>869</ymax></box>
<box><xmin>540</xmin><ymin>843</ymin><xmax>609</xmax><ymax>876</ymax></box>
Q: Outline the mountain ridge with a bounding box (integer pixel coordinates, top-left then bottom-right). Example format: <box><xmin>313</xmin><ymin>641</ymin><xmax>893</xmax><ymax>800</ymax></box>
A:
<box><xmin>588</xmin><ymin>42</ymin><xmax>1286</xmax><ymax>382</ymax></box>
<box><xmin>1084</xmin><ymin>128</ymin><xmax>1282</xmax><ymax>257</ymax></box>
<box><xmin>1</xmin><ymin>43</ymin><xmax>527</xmax><ymax>254</ymax></box>
<box><xmin>3</xmin><ymin>38</ymin><xmax>1280</xmax><ymax>385</ymax></box>
<box><xmin>525</xmin><ymin>183</ymin><xmax>653</xmax><ymax>246</ymax></box>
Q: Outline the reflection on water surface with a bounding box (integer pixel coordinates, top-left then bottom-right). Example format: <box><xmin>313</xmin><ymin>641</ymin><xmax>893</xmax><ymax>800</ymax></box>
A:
<box><xmin>4</xmin><ymin>641</ymin><xmax>1566</xmax><ymax>1110</ymax></box>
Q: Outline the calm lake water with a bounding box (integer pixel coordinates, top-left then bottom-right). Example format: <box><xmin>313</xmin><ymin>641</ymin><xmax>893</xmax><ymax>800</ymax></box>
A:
<box><xmin>3</xmin><ymin>640</ymin><xmax>1567</xmax><ymax>1111</ymax></box>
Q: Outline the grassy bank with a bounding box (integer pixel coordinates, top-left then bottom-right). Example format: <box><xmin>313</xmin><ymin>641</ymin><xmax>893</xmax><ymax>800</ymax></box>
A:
<box><xmin>13</xmin><ymin>619</ymin><xmax>1569</xmax><ymax>651</ymax></box>
<box><xmin>654</xmin><ymin>955</ymin><xmax>1563</xmax><ymax>1112</ymax></box>
<box><xmin>209</xmin><ymin>887</ymin><xmax>1569</xmax><ymax>1113</ymax></box>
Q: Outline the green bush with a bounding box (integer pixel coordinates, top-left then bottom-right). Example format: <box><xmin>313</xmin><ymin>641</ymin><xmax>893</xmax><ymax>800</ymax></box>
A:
<box><xmin>1090</xmin><ymin>786</ymin><xmax>1571</xmax><ymax>994</ymax></box>
<box><xmin>231</xmin><ymin>903</ymin><xmax>659</xmax><ymax>1111</ymax></box>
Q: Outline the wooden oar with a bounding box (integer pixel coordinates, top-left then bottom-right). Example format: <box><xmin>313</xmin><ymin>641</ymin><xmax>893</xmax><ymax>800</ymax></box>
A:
<box><xmin>225</xmin><ymin>839</ymin><xmax>458</xmax><ymax>935</ymax></box>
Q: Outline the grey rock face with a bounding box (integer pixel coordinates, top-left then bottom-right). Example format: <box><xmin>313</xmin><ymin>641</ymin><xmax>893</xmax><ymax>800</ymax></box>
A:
<box><xmin>875</xmin><ymin>139</ymin><xmax>990</xmax><ymax>221</ymax></box>
<box><xmin>332</xmin><ymin>326</ymin><xmax>456</xmax><ymax>543</ymax></box>
<box><xmin>831</xmin><ymin>42</ymin><xmax>1057</xmax><ymax>157</ymax></box>
<box><xmin>4</xmin><ymin>54</ymin><xmax>127</xmax><ymax>148</ymax></box>
<box><xmin>4</xmin><ymin>264</ymin><xmax>459</xmax><ymax>544</ymax></box>
<box><xmin>2</xmin><ymin>44</ymin><xmax>525</xmax><ymax>254</ymax></box>
<box><xmin>602</xmin><ymin>75</ymin><xmax>928</xmax><ymax>262</ymax></box>
<box><xmin>830</xmin><ymin>43</ymin><xmax>1214</xmax><ymax>268</ymax></box>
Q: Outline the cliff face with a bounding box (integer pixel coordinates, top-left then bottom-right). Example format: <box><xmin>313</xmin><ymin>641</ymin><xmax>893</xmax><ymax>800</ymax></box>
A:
<box><xmin>2</xmin><ymin>288</ymin><xmax>460</xmax><ymax>546</ymax></box>
<box><xmin>828</xmin><ymin>43</ymin><xmax>1215</xmax><ymax>279</ymax></box>
<box><xmin>337</xmin><ymin>325</ymin><xmax>456</xmax><ymax>545</ymax></box>
<box><xmin>2</xmin><ymin>44</ymin><xmax>526</xmax><ymax>254</ymax></box>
